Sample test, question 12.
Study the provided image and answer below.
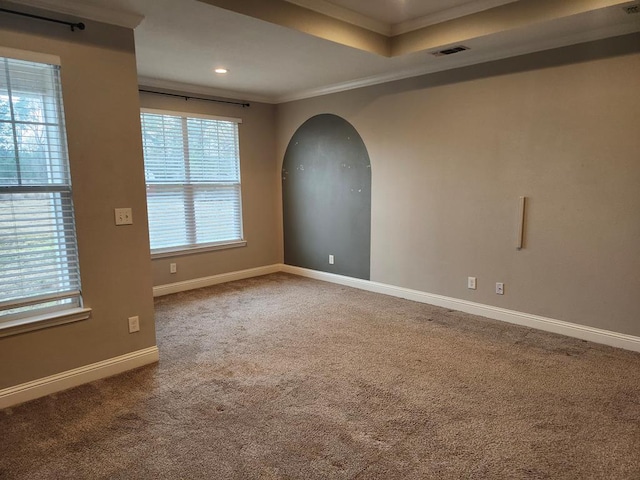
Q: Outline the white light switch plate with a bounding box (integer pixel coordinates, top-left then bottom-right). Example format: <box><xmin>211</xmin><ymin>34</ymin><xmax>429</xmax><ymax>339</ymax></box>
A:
<box><xmin>114</xmin><ymin>208</ymin><xmax>133</xmax><ymax>226</ymax></box>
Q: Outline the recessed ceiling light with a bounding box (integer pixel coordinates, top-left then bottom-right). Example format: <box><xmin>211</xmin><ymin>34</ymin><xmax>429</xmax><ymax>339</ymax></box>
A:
<box><xmin>214</xmin><ymin>68</ymin><xmax>228</xmax><ymax>74</ymax></box>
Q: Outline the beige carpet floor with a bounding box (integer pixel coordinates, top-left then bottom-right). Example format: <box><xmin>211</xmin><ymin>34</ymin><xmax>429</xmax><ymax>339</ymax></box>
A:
<box><xmin>1</xmin><ymin>273</ymin><xmax>639</xmax><ymax>479</ymax></box>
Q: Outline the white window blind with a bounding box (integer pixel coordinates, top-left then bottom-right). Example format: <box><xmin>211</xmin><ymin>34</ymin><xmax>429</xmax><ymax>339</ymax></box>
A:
<box><xmin>0</xmin><ymin>56</ymin><xmax>81</xmax><ymax>322</ymax></box>
<box><xmin>140</xmin><ymin>110</ymin><xmax>243</xmax><ymax>254</ymax></box>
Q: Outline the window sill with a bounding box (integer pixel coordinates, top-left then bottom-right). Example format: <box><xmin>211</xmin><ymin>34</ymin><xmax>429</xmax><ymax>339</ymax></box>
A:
<box><xmin>0</xmin><ymin>308</ymin><xmax>92</xmax><ymax>338</ymax></box>
<box><xmin>151</xmin><ymin>240</ymin><xmax>247</xmax><ymax>259</ymax></box>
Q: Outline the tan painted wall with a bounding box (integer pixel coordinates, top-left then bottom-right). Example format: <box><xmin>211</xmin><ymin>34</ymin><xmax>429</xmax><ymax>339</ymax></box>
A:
<box><xmin>276</xmin><ymin>35</ymin><xmax>640</xmax><ymax>337</ymax></box>
<box><xmin>0</xmin><ymin>16</ymin><xmax>156</xmax><ymax>388</ymax></box>
<box><xmin>139</xmin><ymin>93</ymin><xmax>280</xmax><ymax>287</ymax></box>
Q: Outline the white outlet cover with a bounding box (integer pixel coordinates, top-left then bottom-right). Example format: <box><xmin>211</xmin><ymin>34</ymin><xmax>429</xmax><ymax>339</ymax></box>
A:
<box><xmin>468</xmin><ymin>277</ymin><xmax>477</xmax><ymax>290</ymax></box>
<box><xmin>128</xmin><ymin>316</ymin><xmax>140</xmax><ymax>333</ymax></box>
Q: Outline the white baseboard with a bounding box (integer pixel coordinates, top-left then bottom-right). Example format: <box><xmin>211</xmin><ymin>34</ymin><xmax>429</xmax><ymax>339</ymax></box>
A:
<box><xmin>0</xmin><ymin>346</ymin><xmax>159</xmax><ymax>410</ymax></box>
<box><xmin>5</xmin><ymin>263</ymin><xmax>636</xmax><ymax>410</ymax></box>
<box><xmin>153</xmin><ymin>264</ymin><xmax>282</xmax><ymax>297</ymax></box>
<box><xmin>1</xmin><ymin>264</ymin><xmax>277</xmax><ymax>409</ymax></box>
<box><xmin>281</xmin><ymin>265</ymin><xmax>640</xmax><ymax>353</ymax></box>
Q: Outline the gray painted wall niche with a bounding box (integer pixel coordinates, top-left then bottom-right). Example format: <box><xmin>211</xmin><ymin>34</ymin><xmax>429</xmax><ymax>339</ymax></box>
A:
<box><xmin>282</xmin><ymin>114</ymin><xmax>371</xmax><ymax>279</ymax></box>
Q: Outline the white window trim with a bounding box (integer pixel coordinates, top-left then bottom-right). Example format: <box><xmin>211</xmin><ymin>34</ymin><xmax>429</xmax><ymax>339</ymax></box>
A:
<box><xmin>0</xmin><ymin>307</ymin><xmax>91</xmax><ymax>338</ymax></box>
<box><xmin>151</xmin><ymin>239</ymin><xmax>247</xmax><ymax>259</ymax></box>
<box><xmin>141</xmin><ymin>107</ymin><xmax>245</xmax><ymax>255</ymax></box>
<box><xmin>0</xmin><ymin>48</ymin><xmax>91</xmax><ymax>334</ymax></box>
<box><xmin>140</xmin><ymin>107</ymin><xmax>242</xmax><ymax>124</ymax></box>
<box><xmin>0</xmin><ymin>47</ymin><xmax>60</xmax><ymax>66</ymax></box>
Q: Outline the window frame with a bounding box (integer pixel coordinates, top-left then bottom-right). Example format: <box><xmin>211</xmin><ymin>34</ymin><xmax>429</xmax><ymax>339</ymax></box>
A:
<box><xmin>0</xmin><ymin>48</ymin><xmax>90</xmax><ymax>337</ymax></box>
<box><xmin>140</xmin><ymin>108</ymin><xmax>246</xmax><ymax>258</ymax></box>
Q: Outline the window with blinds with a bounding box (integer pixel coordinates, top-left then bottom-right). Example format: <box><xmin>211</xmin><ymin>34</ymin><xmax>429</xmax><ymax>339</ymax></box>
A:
<box><xmin>0</xmin><ymin>56</ymin><xmax>81</xmax><ymax>323</ymax></box>
<box><xmin>140</xmin><ymin>109</ymin><xmax>243</xmax><ymax>255</ymax></box>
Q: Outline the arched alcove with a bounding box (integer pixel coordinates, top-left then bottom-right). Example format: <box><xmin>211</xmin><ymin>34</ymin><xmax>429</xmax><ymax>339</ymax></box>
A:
<box><xmin>282</xmin><ymin>114</ymin><xmax>371</xmax><ymax>279</ymax></box>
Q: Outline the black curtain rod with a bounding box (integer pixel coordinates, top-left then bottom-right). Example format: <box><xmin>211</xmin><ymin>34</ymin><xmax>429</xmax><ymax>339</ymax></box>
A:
<box><xmin>0</xmin><ymin>8</ymin><xmax>85</xmax><ymax>31</ymax></box>
<box><xmin>139</xmin><ymin>89</ymin><xmax>250</xmax><ymax>108</ymax></box>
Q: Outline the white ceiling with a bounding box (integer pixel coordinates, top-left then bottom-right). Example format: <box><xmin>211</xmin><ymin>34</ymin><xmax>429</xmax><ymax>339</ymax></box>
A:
<box><xmin>13</xmin><ymin>0</ymin><xmax>640</xmax><ymax>103</ymax></box>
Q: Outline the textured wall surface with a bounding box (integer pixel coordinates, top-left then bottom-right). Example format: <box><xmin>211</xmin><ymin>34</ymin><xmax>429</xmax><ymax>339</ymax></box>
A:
<box><xmin>282</xmin><ymin>114</ymin><xmax>371</xmax><ymax>279</ymax></box>
<box><xmin>0</xmin><ymin>14</ymin><xmax>156</xmax><ymax>388</ymax></box>
<box><xmin>277</xmin><ymin>34</ymin><xmax>640</xmax><ymax>337</ymax></box>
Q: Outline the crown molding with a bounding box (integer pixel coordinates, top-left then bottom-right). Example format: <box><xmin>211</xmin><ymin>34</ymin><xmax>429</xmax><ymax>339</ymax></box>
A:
<box><xmin>276</xmin><ymin>24</ymin><xmax>640</xmax><ymax>103</ymax></box>
<box><xmin>391</xmin><ymin>0</ymin><xmax>519</xmax><ymax>36</ymax></box>
<box><xmin>141</xmin><ymin>24</ymin><xmax>640</xmax><ymax>106</ymax></box>
<box><xmin>284</xmin><ymin>0</ymin><xmax>519</xmax><ymax>37</ymax></box>
<box><xmin>137</xmin><ymin>76</ymin><xmax>275</xmax><ymax>105</ymax></box>
<box><xmin>13</xmin><ymin>0</ymin><xmax>144</xmax><ymax>29</ymax></box>
<box><xmin>284</xmin><ymin>0</ymin><xmax>390</xmax><ymax>35</ymax></box>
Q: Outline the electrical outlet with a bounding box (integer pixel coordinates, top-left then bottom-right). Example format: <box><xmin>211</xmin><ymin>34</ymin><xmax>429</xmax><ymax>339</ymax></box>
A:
<box><xmin>468</xmin><ymin>277</ymin><xmax>477</xmax><ymax>290</ymax></box>
<box><xmin>128</xmin><ymin>316</ymin><xmax>140</xmax><ymax>333</ymax></box>
<box><xmin>114</xmin><ymin>208</ymin><xmax>133</xmax><ymax>226</ymax></box>
<box><xmin>170</xmin><ymin>263</ymin><xmax>177</xmax><ymax>274</ymax></box>
<box><xmin>496</xmin><ymin>282</ymin><xmax>505</xmax><ymax>295</ymax></box>
<box><xmin>329</xmin><ymin>254</ymin><xmax>334</xmax><ymax>265</ymax></box>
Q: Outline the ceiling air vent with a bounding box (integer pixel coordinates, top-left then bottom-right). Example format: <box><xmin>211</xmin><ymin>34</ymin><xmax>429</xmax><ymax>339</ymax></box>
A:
<box><xmin>432</xmin><ymin>45</ymin><xmax>470</xmax><ymax>57</ymax></box>
<box><xmin>624</xmin><ymin>4</ymin><xmax>639</xmax><ymax>14</ymax></box>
